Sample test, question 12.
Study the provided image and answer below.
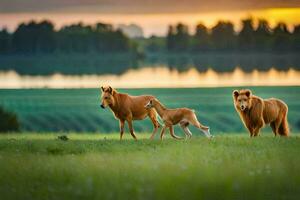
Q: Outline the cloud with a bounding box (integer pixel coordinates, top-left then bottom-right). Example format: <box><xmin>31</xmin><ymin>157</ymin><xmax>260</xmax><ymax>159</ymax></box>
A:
<box><xmin>0</xmin><ymin>0</ymin><xmax>299</xmax><ymax>14</ymax></box>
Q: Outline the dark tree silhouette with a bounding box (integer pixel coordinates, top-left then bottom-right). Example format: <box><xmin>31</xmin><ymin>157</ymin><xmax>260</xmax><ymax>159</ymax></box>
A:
<box><xmin>292</xmin><ymin>25</ymin><xmax>300</xmax><ymax>51</ymax></box>
<box><xmin>58</xmin><ymin>23</ymin><xmax>93</xmax><ymax>53</ymax></box>
<box><xmin>167</xmin><ymin>25</ymin><xmax>176</xmax><ymax>51</ymax></box>
<box><xmin>4</xmin><ymin>20</ymin><xmax>134</xmax><ymax>55</ymax></box>
<box><xmin>211</xmin><ymin>21</ymin><xmax>236</xmax><ymax>51</ymax></box>
<box><xmin>12</xmin><ymin>20</ymin><xmax>55</xmax><ymax>54</ymax></box>
<box><xmin>0</xmin><ymin>19</ymin><xmax>299</xmax><ymax>55</ymax></box>
<box><xmin>272</xmin><ymin>22</ymin><xmax>291</xmax><ymax>51</ymax></box>
<box><xmin>192</xmin><ymin>23</ymin><xmax>210</xmax><ymax>51</ymax></box>
<box><xmin>0</xmin><ymin>28</ymin><xmax>11</xmax><ymax>54</ymax></box>
<box><xmin>36</xmin><ymin>20</ymin><xmax>56</xmax><ymax>53</ymax></box>
<box><xmin>238</xmin><ymin>19</ymin><xmax>255</xmax><ymax>51</ymax></box>
<box><xmin>166</xmin><ymin>23</ymin><xmax>190</xmax><ymax>52</ymax></box>
<box><xmin>254</xmin><ymin>19</ymin><xmax>272</xmax><ymax>51</ymax></box>
<box><xmin>174</xmin><ymin>23</ymin><xmax>190</xmax><ymax>51</ymax></box>
<box><xmin>165</xmin><ymin>19</ymin><xmax>299</xmax><ymax>53</ymax></box>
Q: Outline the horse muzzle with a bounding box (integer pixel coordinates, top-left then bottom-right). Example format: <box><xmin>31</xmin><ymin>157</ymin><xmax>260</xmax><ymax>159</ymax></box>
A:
<box><xmin>240</xmin><ymin>105</ymin><xmax>245</xmax><ymax>111</ymax></box>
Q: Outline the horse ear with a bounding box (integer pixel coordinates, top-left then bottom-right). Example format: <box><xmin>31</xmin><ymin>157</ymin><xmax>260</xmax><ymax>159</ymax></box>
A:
<box><xmin>245</xmin><ymin>89</ymin><xmax>252</xmax><ymax>97</ymax></box>
<box><xmin>111</xmin><ymin>89</ymin><xmax>116</xmax><ymax>95</ymax></box>
<box><xmin>233</xmin><ymin>90</ymin><xmax>239</xmax><ymax>99</ymax></box>
<box><xmin>108</xmin><ymin>86</ymin><xmax>113</xmax><ymax>94</ymax></box>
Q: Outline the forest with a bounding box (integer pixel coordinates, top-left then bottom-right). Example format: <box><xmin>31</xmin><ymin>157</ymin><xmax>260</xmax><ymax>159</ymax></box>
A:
<box><xmin>0</xmin><ymin>18</ymin><xmax>299</xmax><ymax>55</ymax></box>
<box><xmin>0</xmin><ymin>21</ymin><xmax>136</xmax><ymax>55</ymax></box>
<box><xmin>149</xmin><ymin>19</ymin><xmax>300</xmax><ymax>52</ymax></box>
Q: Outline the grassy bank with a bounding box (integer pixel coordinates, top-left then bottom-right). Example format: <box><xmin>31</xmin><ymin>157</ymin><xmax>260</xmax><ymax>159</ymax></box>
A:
<box><xmin>0</xmin><ymin>133</ymin><xmax>299</xmax><ymax>200</ymax></box>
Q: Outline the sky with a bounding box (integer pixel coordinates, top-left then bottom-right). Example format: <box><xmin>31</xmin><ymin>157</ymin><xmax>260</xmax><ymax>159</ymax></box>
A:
<box><xmin>0</xmin><ymin>0</ymin><xmax>299</xmax><ymax>36</ymax></box>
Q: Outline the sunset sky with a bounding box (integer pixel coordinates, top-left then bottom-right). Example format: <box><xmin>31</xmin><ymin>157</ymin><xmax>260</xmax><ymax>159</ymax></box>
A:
<box><xmin>0</xmin><ymin>0</ymin><xmax>299</xmax><ymax>36</ymax></box>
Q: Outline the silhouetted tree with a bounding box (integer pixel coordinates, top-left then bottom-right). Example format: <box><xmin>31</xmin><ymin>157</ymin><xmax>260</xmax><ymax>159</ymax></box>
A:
<box><xmin>92</xmin><ymin>23</ymin><xmax>132</xmax><ymax>53</ymax></box>
<box><xmin>1</xmin><ymin>19</ymin><xmax>299</xmax><ymax>55</ymax></box>
<box><xmin>58</xmin><ymin>23</ymin><xmax>93</xmax><ymax>53</ymax></box>
<box><xmin>5</xmin><ymin>20</ymin><xmax>135</xmax><ymax>55</ymax></box>
<box><xmin>12</xmin><ymin>22</ymin><xmax>34</xmax><ymax>53</ymax></box>
<box><xmin>192</xmin><ymin>23</ymin><xmax>210</xmax><ymax>51</ymax></box>
<box><xmin>0</xmin><ymin>28</ymin><xmax>11</xmax><ymax>54</ymax></box>
<box><xmin>167</xmin><ymin>25</ymin><xmax>176</xmax><ymax>51</ymax></box>
<box><xmin>174</xmin><ymin>23</ymin><xmax>190</xmax><ymax>51</ymax></box>
<box><xmin>292</xmin><ymin>25</ymin><xmax>300</xmax><ymax>51</ymax></box>
<box><xmin>272</xmin><ymin>22</ymin><xmax>291</xmax><ymax>51</ymax></box>
<box><xmin>167</xmin><ymin>23</ymin><xmax>190</xmax><ymax>52</ymax></box>
<box><xmin>238</xmin><ymin>19</ymin><xmax>255</xmax><ymax>51</ymax></box>
<box><xmin>108</xmin><ymin>29</ymin><xmax>132</xmax><ymax>52</ymax></box>
<box><xmin>254</xmin><ymin>19</ymin><xmax>272</xmax><ymax>51</ymax></box>
<box><xmin>93</xmin><ymin>23</ymin><xmax>112</xmax><ymax>52</ymax></box>
<box><xmin>211</xmin><ymin>21</ymin><xmax>236</xmax><ymax>50</ymax></box>
<box><xmin>12</xmin><ymin>20</ymin><xmax>56</xmax><ymax>54</ymax></box>
<box><xmin>36</xmin><ymin>20</ymin><xmax>56</xmax><ymax>53</ymax></box>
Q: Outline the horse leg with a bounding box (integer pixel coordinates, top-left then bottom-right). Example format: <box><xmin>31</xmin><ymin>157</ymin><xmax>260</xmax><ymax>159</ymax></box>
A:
<box><xmin>270</xmin><ymin>122</ymin><xmax>278</xmax><ymax>137</ymax></box>
<box><xmin>127</xmin><ymin>119</ymin><xmax>137</xmax><ymax>140</ymax></box>
<box><xmin>253</xmin><ymin>119</ymin><xmax>264</xmax><ymax>137</ymax></box>
<box><xmin>148</xmin><ymin>109</ymin><xmax>160</xmax><ymax>140</ymax></box>
<box><xmin>160</xmin><ymin>126</ymin><xmax>167</xmax><ymax>140</ymax></box>
<box><xmin>180</xmin><ymin>121</ymin><xmax>192</xmax><ymax>140</ymax></box>
<box><xmin>119</xmin><ymin>119</ymin><xmax>125</xmax><ymax>140</ymax></box>
<box><xmin>169</xmin><ymin>126</ymin><xmax>183</xmax><ymax>140</ymax></box>
<box><xmin>189</xmin><ymin>114</ymin><xmax>211</xmax><ymax>138</ymax></box>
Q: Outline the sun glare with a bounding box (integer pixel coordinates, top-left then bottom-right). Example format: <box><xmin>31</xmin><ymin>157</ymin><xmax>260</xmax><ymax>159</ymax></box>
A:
<box><xmin>252</xmin><ymin>8</ymin><xmax>300</xmax><ymax>28</ymax></box>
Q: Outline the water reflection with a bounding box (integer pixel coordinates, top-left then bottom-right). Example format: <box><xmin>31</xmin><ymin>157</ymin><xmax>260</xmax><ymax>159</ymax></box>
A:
<box><xmin>0</xmin><ymin>53</ymin><xmax>299</xmax><ymax>75</ymax></box>
<box><xmin>0</xmin><ymin>67</ymin><xmax>299</xmax><ymax>88</ymax></box>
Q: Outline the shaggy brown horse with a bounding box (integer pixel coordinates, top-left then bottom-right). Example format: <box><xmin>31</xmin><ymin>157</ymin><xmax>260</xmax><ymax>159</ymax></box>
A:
<box><xmin>233</xmin><ymin>89</ymin><xmax>289</xmax><ymax>137</ymax></box>
<box><xmin>145</xmin><ymin>98</ymin><xmax>212</xmax><ymax>140</ymax></box>
<box><xmin>100</xmin><ymin>86</ymin><xmax>160</xmax><ymax>140</ymax></box>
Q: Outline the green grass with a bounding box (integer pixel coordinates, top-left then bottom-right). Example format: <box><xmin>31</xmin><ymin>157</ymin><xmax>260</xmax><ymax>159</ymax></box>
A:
<box><xmin>1</xmin><ymin>86</ymin><xmax>300</xmax><ymax>133</ymax></box>
<box><xmin>0</xmin><ymin>133</ymin><xmax>300</xmax><ymax>200</ymax></box>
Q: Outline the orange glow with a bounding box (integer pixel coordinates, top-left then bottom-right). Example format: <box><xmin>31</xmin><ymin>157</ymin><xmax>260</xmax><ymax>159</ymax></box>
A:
<box><xmin>1</xmin><ymin>68</ymin><xmax>300</xmax><ymax>88</ymax></box>
<box><xmin>0</xmin><ymin>8</ymin><xmax>299</xmax><ymax>36</ymax></box>
<box><xmin>252</xmin><ymin>8</ymin><xmax>300</xmax><ymax>29</ymax></box>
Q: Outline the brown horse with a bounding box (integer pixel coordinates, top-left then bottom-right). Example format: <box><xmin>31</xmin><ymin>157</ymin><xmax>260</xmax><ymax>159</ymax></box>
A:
<box><xmin>100</xmin><ymin>86</ymin><xmax>160</xmax><ymax>140</ymax></box>
<box><xmin>233</xmin><ymin>89</ymin><xmax>289</xmax><ymax>137</ymax></box>
<box><xmin>145</xmin><ymin>98</ymin><xmax>212</xmax><ymax>140</ymax></box>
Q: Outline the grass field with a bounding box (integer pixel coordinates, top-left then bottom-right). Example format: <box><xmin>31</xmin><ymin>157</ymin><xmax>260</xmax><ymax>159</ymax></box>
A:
<box><xmin>0</xmin><ymin>133</ymin><xmax>300</xmax><ymax>200</ymax></box>
<box><xmin>0</xmin><ymin>86</ymin><xmax>300</xmax><ymax>133</ymax></box>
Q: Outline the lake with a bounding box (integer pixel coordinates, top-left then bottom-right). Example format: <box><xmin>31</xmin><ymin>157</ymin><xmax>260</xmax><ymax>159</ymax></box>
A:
<box><xmin>0</xmin><ymin>52</ymin><xmax>299</xmax><ymax>75</ymax></box>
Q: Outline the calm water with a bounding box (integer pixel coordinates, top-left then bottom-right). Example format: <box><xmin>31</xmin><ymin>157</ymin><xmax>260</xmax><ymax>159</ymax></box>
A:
<box><xmin>0</xmin><ymin>53</ymin><xmax>299</xmax><ymax>75</ymax></box>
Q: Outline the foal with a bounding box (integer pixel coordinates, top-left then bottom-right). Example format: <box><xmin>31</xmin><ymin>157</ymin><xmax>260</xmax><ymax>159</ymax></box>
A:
<box><xmin>145</xmin><ymin>98</ymin><xmax>212</xmax><ymax>140</ymax></box>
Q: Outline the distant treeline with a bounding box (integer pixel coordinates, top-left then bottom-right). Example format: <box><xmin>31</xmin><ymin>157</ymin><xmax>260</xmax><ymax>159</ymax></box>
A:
<box><xmin>146</xmin><ymin>19</ymin><xmax>300</xmax><ymax>53</ymax></box>
<box><xmin>0</xmin><ymin>19</ymin><xmax>299</xmax><ymax>55</ymax></box>
<box><xmin>0</xmin><ymin>19</ymin><xmax>299</xmax><ymax>75</ymax></box>
<box><xmin>0</xmin><ymin>20</ymin><xmax>137</xmax><ymax>55</ymax></box>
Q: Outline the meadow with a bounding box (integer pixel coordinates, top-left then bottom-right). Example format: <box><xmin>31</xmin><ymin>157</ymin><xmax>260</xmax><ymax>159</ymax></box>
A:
<box><xmin>0</xmin><ymin>133</ymin><xmax>300</xmax><ymax>200</ymax></box>
<box><xmin>0</xmin><ymin>86</ymin><xmax>299</xmax><ymax>133</ymax></box>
